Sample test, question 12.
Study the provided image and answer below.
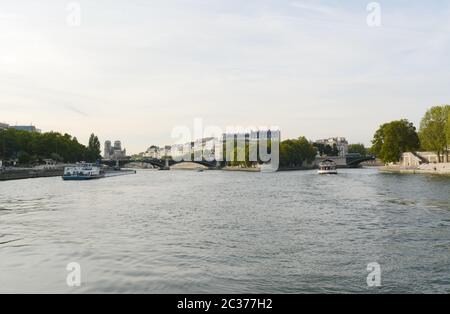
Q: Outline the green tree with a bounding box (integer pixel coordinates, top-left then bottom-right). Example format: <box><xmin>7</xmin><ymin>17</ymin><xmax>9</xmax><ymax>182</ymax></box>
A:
<box><xmin>348</xmin><ymin>143</ymin><xmax>367</xmax><ymax>156</ymax></box>
<box><xmin>447</xmin><ymin>111</ymin><xmax>450</xmax><ymax>154</ymax></box>
<box><xmin>17</xmin><ymin>151</ymin><xmax>32</xmax><ymax>165</ymax></box>
<box><xmin>51</xmin><ymin>152</ymin><xmax>64</xmax><ymax>162</ymax></box>
<box><xmin>280</xmin><ymin>136</ymin><xmax>316</xmax><ymax>168</ymax></box>
<box><xmin>225</xmin><ymin>141</ymin><xmax>256</xmax><ymax>168</ymax></box>
<box><xmin>0</xmin><ymin>128</ymin><xmax>95</xmax><ymax>164</ymax></box>
<box><xmin>419</xmin><ymin>105</ymin><xmax>450</xmax><ymax>162</ymax></box>
<box><xmin>313</xmin><ymin>143</ymin><xmax>338</xmax><ymax>157</ymax></box>
<box><xmin>86</xmin><ymin>133</ymin><xmax>101</xmax><ymax>162</ymax></box>
<box><xmin>371</xmin><ymin>119</ymin><xmax>420</xmax><ymax>163</ymax></box>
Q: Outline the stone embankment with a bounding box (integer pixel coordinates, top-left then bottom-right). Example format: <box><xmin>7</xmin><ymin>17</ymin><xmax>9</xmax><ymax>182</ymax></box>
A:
<box><xmin>0</xmin><ymin>167</ymin><xmax>64</xmax><ymax>181</ymax></box>
<box><xmin>380</xmin><ymin>163</ymin><xmax>450</xmax><ymax>175</ymax></box>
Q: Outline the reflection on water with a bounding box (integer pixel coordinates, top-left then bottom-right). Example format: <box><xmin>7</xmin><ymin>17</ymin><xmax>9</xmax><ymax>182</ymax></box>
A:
<box><xmin>0</xmin><ymin>168</ymin><xmax>449</xmax><ymax>293</ymax></box>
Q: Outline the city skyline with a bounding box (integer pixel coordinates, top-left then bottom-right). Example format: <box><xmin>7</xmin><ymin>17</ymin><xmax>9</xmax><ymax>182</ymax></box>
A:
<box><xmin>1</xmin><ymin>0</ymin><xmax>450</xmax><ymax>153</ymax></box>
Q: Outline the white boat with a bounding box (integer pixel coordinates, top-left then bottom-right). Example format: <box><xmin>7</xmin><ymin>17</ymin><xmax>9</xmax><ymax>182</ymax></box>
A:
<box><xmin>62</xmin><ymin>163</ymin><xmax>105</xmax><ymax>180</ymax></box>
<box><xmin>318</xmin><ymin>159</ymin><xmax>338</xmax><ymax>175</ymax></box>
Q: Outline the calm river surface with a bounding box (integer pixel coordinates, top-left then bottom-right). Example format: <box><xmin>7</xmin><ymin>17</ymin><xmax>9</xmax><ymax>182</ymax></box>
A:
<box><xmin>0</xmin><ymin>168</ymin><xmax>449</xmax><ymax>293</ymax></box>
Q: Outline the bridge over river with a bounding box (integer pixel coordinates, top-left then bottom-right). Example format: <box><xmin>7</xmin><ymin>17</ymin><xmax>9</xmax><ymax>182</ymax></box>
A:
<box><xmin>102</xmin><ymin>158</ymin><xmax>220</xmax><ymax>170</ymax></box>
<box><xmin>102</xmin><ymin>154</ymin><xmax>375</xmax><ymax>170</ymax></box>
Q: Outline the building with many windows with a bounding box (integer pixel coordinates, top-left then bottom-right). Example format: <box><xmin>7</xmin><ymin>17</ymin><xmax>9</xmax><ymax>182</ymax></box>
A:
<box><xmin>0</xmin><ymin>123</ymin><xmax>41</xmax><ymax>133</ymax></box>
<box><xmin>141</xmin><ymin>129</ymin><xmax>280</xmax><ymax>162</ymax></box>
<box><xmin>11</xmin><ymin>125</ymin><xmax>41</xmax><ymax>133</ymax></box>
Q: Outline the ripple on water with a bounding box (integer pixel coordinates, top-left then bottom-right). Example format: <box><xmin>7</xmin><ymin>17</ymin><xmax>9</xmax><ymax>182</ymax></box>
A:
<box><xmin>0</xmin><ymin>168</ymin><xmax>449</xmax><ymax>293</ymax></box>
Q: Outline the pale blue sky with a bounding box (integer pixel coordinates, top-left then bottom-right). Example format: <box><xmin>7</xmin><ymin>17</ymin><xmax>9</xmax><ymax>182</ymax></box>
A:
<box><xmin>1</xmin><ymin>0</ymin><xmax>449</xmax><ymax>153</ymax></box>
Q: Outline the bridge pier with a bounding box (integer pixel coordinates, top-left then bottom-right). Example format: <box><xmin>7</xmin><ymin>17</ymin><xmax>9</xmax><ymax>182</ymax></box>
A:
<box><xmin>162</xmin><ymin>159</ymin><xmax>170</xmax><ymax>170</ymax></box>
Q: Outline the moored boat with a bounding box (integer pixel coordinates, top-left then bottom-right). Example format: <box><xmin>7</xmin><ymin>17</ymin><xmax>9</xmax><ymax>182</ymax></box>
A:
<box><xmin>62</xmin><ymin>163</ymin><xmax>105</xmax><ymax>180</ymax></box>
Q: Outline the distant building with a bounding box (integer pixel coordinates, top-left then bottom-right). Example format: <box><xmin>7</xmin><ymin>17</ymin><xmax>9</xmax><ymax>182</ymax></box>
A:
<box><xmin>11</xmin><ymin>125</ymin><xmax>41</xmax><ymax>133</ymax></box>
<box><xmin>104</xmin><ymin>141</ymin><xmax>112</xmax><ymax>158</ymax></box>
<box><xmin>219</xmin><ymin>129</ymin><xmax>280</xmax><ymax>162</ymax></box>
<box><xmin>114</xmin><ymin>141</ymin><xmax>122</xmax><ymax>151</ymax></box>
<box><xmin>144</xmin><ymin>145</ymin><xmax>159</xmax><ymax>159</ymax></box>
<box><xmin>221</xmin><ymin>129</ymin><xmax>281</xmax><ymax>143</ymax></box>
<box><xmin>315</xmin><ymin>137</ymin><xmax>348</xmax><ymax>157</ymax></box>
<box><xmin>141</xmin><ymin>129</ymin><xmax>281</xmax><ymax>162</ymax></box>
<box><xmin>104</xmin><ymin>140</ymin><xmax>127</xmax><ymax>159</ymax></box>
<box><xmin>160</xmin><ymin>145</ymin><xmax>172</xmax><ymax>158</ymax></box>
<box><xmin>0</xmin><ymin>123</ymin><xmax>42</xmax><ymax>132</ymax></box>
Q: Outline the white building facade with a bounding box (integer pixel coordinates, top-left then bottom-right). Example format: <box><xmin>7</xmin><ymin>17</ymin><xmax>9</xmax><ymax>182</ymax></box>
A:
<box><xmin>315</xmin><ymin>137</ymin><xmax>349</xmax><ymax>157</ymax></box>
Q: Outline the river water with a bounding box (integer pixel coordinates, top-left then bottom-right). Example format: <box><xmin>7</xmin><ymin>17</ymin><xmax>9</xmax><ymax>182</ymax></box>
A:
<box><xmin>0</xmin><ymin>168</ymin><xmax>449</xmax><ymax>293</ymax></box>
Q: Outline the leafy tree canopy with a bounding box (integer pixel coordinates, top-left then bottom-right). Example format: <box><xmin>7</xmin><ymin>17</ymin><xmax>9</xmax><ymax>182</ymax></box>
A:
<box><xmin>0</xmin><ymin>129</ymin><xmax>100</xmax><ymax>164</ymax></box>
<box><xmin>419</xmin><ymin>105</ymin><xmax>450</xmax><ymax>162</ymax></box>
<box><xmin>348</xmin><ymin>143</ymin><xmax>367</xmax><ymax>156</ymax></box>
<box><xmin>279</xmin><ymin>136</ymin><xmax>317</xmax><ymax>168</ymax></box>
<box><xmin>313</xmin><ymin>143</ymin><xmax>339</xmax><ymax>157</ymax></box>
<box><xmin>371</xmin><ymin>119</ymin><xmax>420</xmax><ymax>163</ymax></box>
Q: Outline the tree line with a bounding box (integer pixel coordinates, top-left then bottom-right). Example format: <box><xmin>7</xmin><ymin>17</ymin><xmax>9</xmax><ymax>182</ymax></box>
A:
<box><xmin>0</xmin><ymin>129</ymin><xmax>101</xmax><ymax>165</ymax></box>
<box><xmin>217</xmin><ymin>135</ymin><xmax>373</xmax><ymax>169</ymax></box>
<box><xmin>223</xmin><ymin>136</ymin><xmax>318</xmax><ymax>169</ymax></box>
<box><xmin>371</xmin><ymin>105</ymin><xmax>450</xmax><ymax>163</ymax></box>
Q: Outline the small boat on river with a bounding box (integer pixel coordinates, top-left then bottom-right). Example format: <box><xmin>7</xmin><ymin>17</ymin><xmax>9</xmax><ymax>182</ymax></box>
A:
<box><xmin>318</xmin><ymin>159</ymin><xmax>338</xmax><ymax>175</ymax></box>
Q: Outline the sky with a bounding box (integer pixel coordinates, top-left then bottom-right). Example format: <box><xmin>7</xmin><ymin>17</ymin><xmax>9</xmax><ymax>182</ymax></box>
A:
<box><xmin>1</xmin><ymin>0</ymin><xmax>449</xmax><ymax>154</ymax></box>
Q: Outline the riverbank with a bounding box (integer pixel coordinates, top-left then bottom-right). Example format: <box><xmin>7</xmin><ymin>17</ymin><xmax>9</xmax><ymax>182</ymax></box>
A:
<box><xmin>380</xmin><ymin>163</ymin><xmax>450</xmax><ymax>176</ymax></box>
<box><xmin>222</xmin><ymin>166</ymin><xmax>260</xmax><ymax>172</ymax></box>
<box><xmin>171</xmin><ymin>162</ymin><xmax>208</xmax><ymax>170</ymax></box>
<box><xmin>0</xmin><ymin>168</ymin><xmax>64</xmax><ymax>181</ymax></box>
<box><xmin>0</xmin><ymin>167</ymin><xmax>137</xmax><ymax>181</ymax></box>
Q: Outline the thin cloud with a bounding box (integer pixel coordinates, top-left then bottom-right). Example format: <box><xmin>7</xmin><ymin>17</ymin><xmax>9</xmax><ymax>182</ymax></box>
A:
<box><xmin>291</xmin><ymin>1</ymin><xmax>337</xmax><ymax>16</ymax></box>
<box><xmin>64</xmin><ymin>105</ymin><xmax>89</xmax><ymax>117</ymax></box>
<box><xmin>1</xmin><ymin>0</ymin><xmax>449</xmax><ymax>153</ymax></box>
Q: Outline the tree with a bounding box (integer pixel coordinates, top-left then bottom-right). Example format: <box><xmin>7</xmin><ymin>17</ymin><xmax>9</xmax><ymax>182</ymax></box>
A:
<box><xmin>0</xmin><ymin>128</ymin><xmax>95</xmax><ymax>164</ymax></box>
<box><xmin>419</xmin><ymin>105</ymin><xmax>450</xmax><ymax>162</ymax></box>
<box><xmin>17</xmin><ymin>151</ymin><xmax>32</xmax><ymax>165</ymax></box>
<box><xmin>348</xmin><ymin>143</ymin><xmax>367</xmax><ymax>156</ymax></box>
<box><xmin>51</xmin><ymin>153</ymin><xmax>64</xmax><ymax>162</ymax></box>
<box><xmin>280</xmin><ymin>136</ymin><xmax>316</xmax><ymax>168</ymax></box>
<box><xmin>331</xmin><ymin>143</ymin><xmax>339</xmax><ymax>156</ymax></box>
<box><xmin>447</xmin><ymin>111</ymin><xmax>450</xmax><ymax>155</ymax></box>
<box><xmin>86</xmin><ymin>133</ymin><xmax>101</xmax><ymax>162</ymax></box>
<box><xmin>371</xmin><ymin>119</ymin><xmax>420</xmax><ymax>163</ymax></box>
<box><xmin>313</xmin><ymin>143</ymin><xmax>338</xmax><ymax>157</ymax></box>
<box><xmin>225</xmin><ymin>140</ymin><xmax>257</xmax><ymax>168</ymax></box>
